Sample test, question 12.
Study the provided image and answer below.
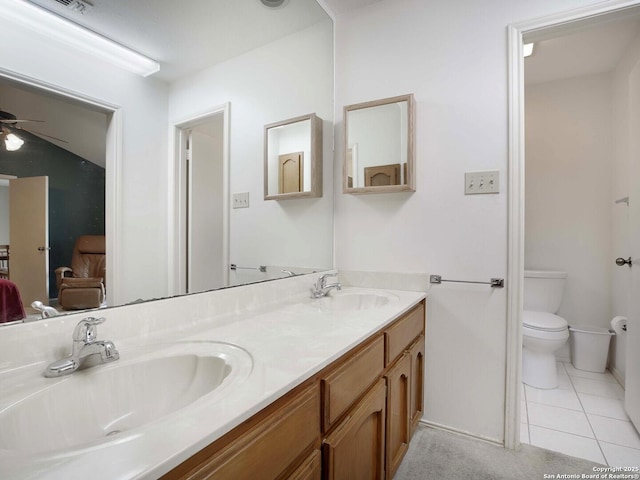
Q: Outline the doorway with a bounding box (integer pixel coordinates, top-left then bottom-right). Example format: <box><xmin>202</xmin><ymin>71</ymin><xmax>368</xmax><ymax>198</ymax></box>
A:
<box><xmin>173</xmin><ymin>105</ymin><xmax>230</xmax><ymax>295</ymax></box>
<box><xmin>0</xmin><ymin>70</ymin><xmax>119</xmax><ymax>310</ymax></box>
<box><xmin>507</xmin><ymin>1</ymin><xmax>640</xmax><ymax>463</ymax></box>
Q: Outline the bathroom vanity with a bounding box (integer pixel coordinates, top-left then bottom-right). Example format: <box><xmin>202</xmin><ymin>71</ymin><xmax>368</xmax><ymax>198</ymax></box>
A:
<box><xmin>0</xmin><ymin>273</ymin><xmax>426</xmax><ymax>480</ymax></box>
<box><xmin>164</xmin><ymin>301</ymin><xmax>425</xmax><ymax>480</ymax></box>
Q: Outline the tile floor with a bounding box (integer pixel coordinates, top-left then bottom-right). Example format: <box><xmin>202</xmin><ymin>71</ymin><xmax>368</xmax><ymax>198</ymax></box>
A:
<box><xmin>521</xmin><ymin>362</ymin><xmax>640</xmax><ymax>467</ymax></box>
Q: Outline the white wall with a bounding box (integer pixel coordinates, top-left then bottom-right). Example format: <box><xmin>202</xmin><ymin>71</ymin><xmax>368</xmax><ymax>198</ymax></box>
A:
<box><xmin>525</xmin><ymin>73</ymin><xmax>613</xmax><ymax>331</ymax></box>
<box><xmin>332</xmin><ymin>0</ymin><xmax>609</xmax><ymax>443</ymax></box>
<box><xmin>169</xmin><ymin>21</ymin><xmax>334</xmax><ymax>272</ymax></box>
<box><xmin>0</xmin><ymin>17</ymin><xmax>170</xmax><ymax>305</ymax></box>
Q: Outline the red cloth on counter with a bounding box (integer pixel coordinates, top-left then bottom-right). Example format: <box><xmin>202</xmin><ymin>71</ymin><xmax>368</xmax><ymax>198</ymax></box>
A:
<box><xmin>0</xmin><ymin>278</ymin><xmax>26</xmax><ymax>323</ymax></box>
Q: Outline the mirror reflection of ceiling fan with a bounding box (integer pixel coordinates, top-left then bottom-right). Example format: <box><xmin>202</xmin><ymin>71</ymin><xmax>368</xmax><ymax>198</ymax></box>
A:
<box><xmin>0</xmin><ymin>109</ymin><xmax>68</xmax><ymax>151</ymax></box>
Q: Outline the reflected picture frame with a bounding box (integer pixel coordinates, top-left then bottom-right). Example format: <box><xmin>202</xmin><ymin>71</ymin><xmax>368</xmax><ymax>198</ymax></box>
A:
<box><xmin>264</xmin><ymin>113</ymin><xmax>323</xmax><ymax>200</ymax></box>
<box><xmin>343</xmin><ymin>94</ymin><xmax>415</xmax><ymax>194</ymax></box>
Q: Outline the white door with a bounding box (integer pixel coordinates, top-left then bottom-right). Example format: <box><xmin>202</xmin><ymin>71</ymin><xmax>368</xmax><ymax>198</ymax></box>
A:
<box><xmin>187</xmin><ymin>118</ymin><xmax>225</xmax><ymax>293</ymax></box>
<box><xmin>9</xmin><ymin>176</ymin><xmax>49</xmax><ymax>307</ymax></box>
<box><xmin>625</xmin><ymin>58</ymin><xmax>640</xmax><ymax>430</ymax></box>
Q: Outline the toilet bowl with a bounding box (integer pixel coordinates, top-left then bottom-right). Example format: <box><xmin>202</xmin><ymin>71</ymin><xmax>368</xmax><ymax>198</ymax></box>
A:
<box><xmin>522</xmin><ymin>270</ymin><xmax>569</xmax><ymax>389</ymax></box>
<box><xmin>522</xmin><ymin>311</ymin><xmax>569</xmax><ymax>389</ymax></box>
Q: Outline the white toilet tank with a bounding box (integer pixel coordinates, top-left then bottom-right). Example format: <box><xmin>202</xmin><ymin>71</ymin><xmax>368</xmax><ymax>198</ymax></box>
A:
<box><xmin>524</xmin><ymin>270</ymin><xmax>567</xmax><ymax>313</ymax></box>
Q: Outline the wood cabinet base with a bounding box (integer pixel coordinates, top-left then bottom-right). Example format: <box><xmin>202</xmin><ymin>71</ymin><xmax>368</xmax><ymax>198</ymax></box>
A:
<box><xmin>322</xmin><ymin>379</ymin><xmax>387</xmax><ymax>480</ymax></box>
<box><xmin>165</xmin><ymin>300</ymin><xmax>426</xmax><ymax>480</ymax></box>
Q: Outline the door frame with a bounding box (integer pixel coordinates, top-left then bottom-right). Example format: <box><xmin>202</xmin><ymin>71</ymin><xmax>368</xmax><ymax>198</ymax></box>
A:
<box><xmin>169</xmin><ymin>103</ymin><xmax>230</xmax><ymax>295</ymax></box>
<box><xmin>0</xmin><ymin>67</ymin><xmax>121</xmax><ymax>304</ymax></box>
<box><xmin>506</xmin><ymin>0</ymin><xmax>640</xmax><ymax>449</ymax></box>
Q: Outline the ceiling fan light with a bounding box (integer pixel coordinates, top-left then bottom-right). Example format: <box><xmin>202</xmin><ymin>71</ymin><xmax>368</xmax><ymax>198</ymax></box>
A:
<box><xmin>5</xmin><ymin>132</ymin><xmax>25</xmax><ymax>151</ymax></box>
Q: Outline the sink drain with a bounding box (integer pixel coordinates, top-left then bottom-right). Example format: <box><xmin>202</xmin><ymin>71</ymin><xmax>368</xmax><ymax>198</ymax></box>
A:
<box><xmin>106</xmin><ymin>430</ymin><xmax>121</xmax><ymax>437</ymax></box>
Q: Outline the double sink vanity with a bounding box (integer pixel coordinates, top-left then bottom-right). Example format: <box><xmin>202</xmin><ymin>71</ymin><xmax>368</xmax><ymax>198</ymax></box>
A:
<box><xmin>0</xmin><ymin>272</ymin><xmax>426</xmax><ymax>479</ymax></box>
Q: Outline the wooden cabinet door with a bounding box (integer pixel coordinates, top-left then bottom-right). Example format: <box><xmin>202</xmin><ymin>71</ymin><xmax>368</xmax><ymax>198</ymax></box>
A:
<box><xmin>409</xmin><ymin>336</ymin><xmax>425</xmax><ymax>437</ymax></box>
<box><xmin>322</xmin><ymin>379</ymin><xmax>386</xmax><ymax>480</ymax></box>
<box><xmin>363</xmin><ymin>164</ymin><xmax>400</xmax><ymax>187</ymax></box>
<box><xmin>385</xmin><ymin>353</ymin><xmax>411</xmax><ymax>480</ymax></box>
<box><xmin>279</xmin><ymin>152</ymin><xmax>303</xmax><ymax>193</ymax></box>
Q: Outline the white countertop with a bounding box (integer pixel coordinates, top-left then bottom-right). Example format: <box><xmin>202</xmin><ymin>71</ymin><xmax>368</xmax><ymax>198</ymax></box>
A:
<box><xmin>0</xmin><ymin>284</ymin><xmax>425</xmax><ymax>480</ymax></box>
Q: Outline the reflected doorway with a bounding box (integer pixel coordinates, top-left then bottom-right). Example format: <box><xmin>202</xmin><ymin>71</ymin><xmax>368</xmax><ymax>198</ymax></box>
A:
<box><xmin>175</xmin><ymin>105</ymin><xmax>230</xmax><ymax>294</ymax></box>
<box><xmin>0</xmin><ymin>74</ymin><xmax>114</xmax><ymax>313</ymax></box>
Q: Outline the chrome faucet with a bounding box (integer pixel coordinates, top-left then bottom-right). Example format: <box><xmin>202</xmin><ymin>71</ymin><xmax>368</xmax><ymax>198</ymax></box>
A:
<box><xmin>44</xmin><ymin>317</ymin><xmax>119</xmax><ymax>378</ymax></box>
<box><xmin>310</xmin><ymin>273</ymin><xmax>341</xmax><ymax>298</ymax></box>
<box><xmin>31</xmin><ymin>301</ymin><xmax>60</xmax><ymax>318</ymax></box>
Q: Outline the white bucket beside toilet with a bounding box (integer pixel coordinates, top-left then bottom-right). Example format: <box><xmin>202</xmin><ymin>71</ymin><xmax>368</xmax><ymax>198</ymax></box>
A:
<box><xmin>609</xmin><ymin>316</ymin><xmax>627</xmax><ymax>381</ymax></box>
<box><xmin>569</xmin><ymin>325</ymin><xmax>614</xmax><ymax>373</ymax></box>
<box><xmin>522</xmin><ymin>270</ymin><xmax>569</xmax><ymax>389</ymax></box>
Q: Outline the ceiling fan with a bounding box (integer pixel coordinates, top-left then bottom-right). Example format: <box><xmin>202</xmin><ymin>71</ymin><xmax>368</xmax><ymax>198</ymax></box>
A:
<box><xmin>0</xmin><ymin>109</ymin><xmax>67</xmax><ymax>151</ymax></box>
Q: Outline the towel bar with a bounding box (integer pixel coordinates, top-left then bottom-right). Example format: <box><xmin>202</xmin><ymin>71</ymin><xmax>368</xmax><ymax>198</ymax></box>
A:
<box><xmin>230</xmin><ymin>264</ymin><xmax>267</xmax><ymax>272</ymax></box>
<box><xmin>430</xmin><ymin>275</ymin><xmax>504</xmax><ymax>288</ymax></box>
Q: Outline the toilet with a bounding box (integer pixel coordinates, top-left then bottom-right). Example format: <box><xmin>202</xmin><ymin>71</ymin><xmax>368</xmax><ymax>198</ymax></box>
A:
<box><xmin>522</xmin><ymin>270</ymin><xmax>569</xmax><ymax>389</ymax></box>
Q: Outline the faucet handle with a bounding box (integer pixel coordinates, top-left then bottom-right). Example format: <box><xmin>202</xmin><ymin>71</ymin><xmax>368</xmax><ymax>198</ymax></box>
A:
<box><xmin>100</xmin><ymin>340</ymin><xmax>120</xmax><ymax>363</ymax></box>
<box><xmin>72</xmin><ymin>317</ymin><xmax>106</xmax><ymax>343</ymax></box>
<box><xmin>319</xmin><ymin>272</ymin><xmax>338</xmax><ymax>287</ymax></box>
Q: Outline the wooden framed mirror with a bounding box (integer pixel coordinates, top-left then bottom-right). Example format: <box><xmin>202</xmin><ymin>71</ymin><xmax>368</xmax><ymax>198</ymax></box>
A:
<box><xmin>344</xmin><ymin>94</ymin><xmax>415</xmax><ymax>194</ymax></box>
<box><xmin>264</xmin><ymin>113</ymin><xmax>323</xmax><ymax>200</ymax></box>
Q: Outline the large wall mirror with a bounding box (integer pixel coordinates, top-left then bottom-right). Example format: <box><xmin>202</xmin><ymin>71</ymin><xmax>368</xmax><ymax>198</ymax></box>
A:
<box><xmin>264</xmin><ymin>113</ymin><xmax>322</xmax><ymax>200</ymax></box>
<box><xmin>0</xmin><ymin>0</ymin><xmax>333</xmax><ymax>323</ymax></box>
<box><xmin>344</xmin><ymin>94</ymin><xmax>415</xmax><ymax>194</ymax></box>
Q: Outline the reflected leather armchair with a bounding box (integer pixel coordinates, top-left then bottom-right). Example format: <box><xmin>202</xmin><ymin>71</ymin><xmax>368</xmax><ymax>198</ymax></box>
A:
<box><xmin>55</xmin><ymin>235</ymin><xmax>106</xmax><ymax>310</ymax></box>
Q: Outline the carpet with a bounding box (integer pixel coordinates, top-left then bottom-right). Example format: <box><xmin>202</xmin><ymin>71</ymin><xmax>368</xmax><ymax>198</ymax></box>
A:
<box><xmin>395</xmin><ymin>425</ymin><xmax>603</xmax><ymax>480</ymax></box>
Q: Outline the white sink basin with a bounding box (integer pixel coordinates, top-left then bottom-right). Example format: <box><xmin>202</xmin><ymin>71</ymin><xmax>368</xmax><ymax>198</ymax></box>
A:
<box><xmin>307</xmin><ymin>290</ymin><xmax>399</xmax><ymax>312</ymax></box>
<box><xmin>0</xmin><ymin>341</ymin><xmax>252</xmax><ymax>454</ymax></box>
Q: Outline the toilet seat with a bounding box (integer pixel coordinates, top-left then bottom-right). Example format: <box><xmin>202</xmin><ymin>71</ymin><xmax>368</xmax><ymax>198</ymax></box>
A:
<box><xmin>523</xmin><ymin>310</ymin><xmax>567</xmax><ymax>332</ymax></box>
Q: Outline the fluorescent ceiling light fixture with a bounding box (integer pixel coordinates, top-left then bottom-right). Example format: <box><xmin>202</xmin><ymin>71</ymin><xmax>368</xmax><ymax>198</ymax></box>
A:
<box><xmin>4</xmin><ymin>132</ymin><xmax>24</xmax><ymax>151</ymax></box>
<box><xmin>0</xmin><ymin>0</ymin><xmax>160</xmax><ymax>77</ymax></box>
<box><xmin>523</xmin><ymin>43</ymin><xmax>534</xmax><ymax>58</ymax></box>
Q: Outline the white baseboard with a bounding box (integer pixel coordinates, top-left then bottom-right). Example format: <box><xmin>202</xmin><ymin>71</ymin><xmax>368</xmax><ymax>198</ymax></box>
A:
<box><xmin>418</xmin><ymin>419</ymin><xmax>504</xmax><ymax>448</ymax></box>
<box><xmin>609</xmin><ymin>365</ymin><xmax>625</xmax><ymax>388</ymax></box>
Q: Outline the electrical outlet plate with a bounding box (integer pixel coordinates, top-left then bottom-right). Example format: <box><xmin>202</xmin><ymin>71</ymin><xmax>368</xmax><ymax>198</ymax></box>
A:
<box><xmin>232</xmin><ymin>192</ymin><xmax>249</xmax><ymax>208</ymax></box>
<box><xmin>465</xmin><ymin>171</ymin><xmax>499</xmax><ymax>195</ymax></box>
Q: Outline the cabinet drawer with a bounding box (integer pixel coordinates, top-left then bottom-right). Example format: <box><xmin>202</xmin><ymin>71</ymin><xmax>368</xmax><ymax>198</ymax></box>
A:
<box><xmin>286</xmin><ymin>449</ymin><xmax>321</xmax><ymax>480</ymax></box>
<box><xmin>322</xmin><ymin>335</ymin><xmax>385</xmax><ymax>432</ymax></box>
<box><xmin>166</xmin><ymin>383</ymin><xmax>320</xmax><ymax>480</ymax></box>
<box><xmin>385</xmin><ymin>302</ymin><xmax>424</xmax><ymax>365</ymax></box>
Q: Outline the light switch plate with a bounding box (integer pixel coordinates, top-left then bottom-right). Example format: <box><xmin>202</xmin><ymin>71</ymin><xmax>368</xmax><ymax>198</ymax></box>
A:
<box><xmin>232</xmin><ymin>192</ymin><xmax>249</xmax><ymax>208</ymax></box>
<box><xmin>465</xmin><ymin>171</ymin><xmax>499</xmax><ymax>195</ymax></box>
